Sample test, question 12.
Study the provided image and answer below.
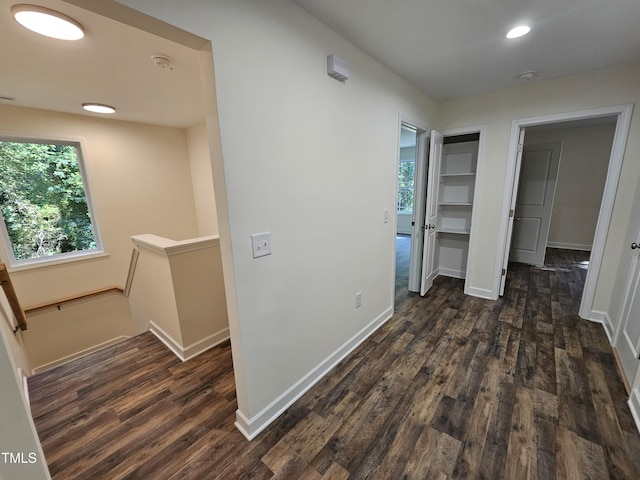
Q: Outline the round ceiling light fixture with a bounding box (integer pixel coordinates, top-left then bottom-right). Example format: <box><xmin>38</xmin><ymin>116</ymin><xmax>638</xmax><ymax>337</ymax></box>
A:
<box><xmin>82</xmin><ymin>103</ymin><xmax>116</xmax><ymax>114</ymax></box>
<box><xmin>11</xmin><ymin>4</ymin><xmax>85</xmax><ymax>40</ymax></box>
<box><xmin>506</xmin><ymin>25</ymin><xmax>531</xmax><ymax>39</ymax></box>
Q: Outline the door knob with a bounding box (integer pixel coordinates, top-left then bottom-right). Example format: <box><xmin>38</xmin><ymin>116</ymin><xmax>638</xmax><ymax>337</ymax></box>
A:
<box><xmin>632</xmin><ymin>242</ymin><xmax>639</xmax><ymax>250</ymax></box>
<box><xmin>514</xmin><ymin>217</ymin><xmax>521</xmax><ymax>221</ymax></box>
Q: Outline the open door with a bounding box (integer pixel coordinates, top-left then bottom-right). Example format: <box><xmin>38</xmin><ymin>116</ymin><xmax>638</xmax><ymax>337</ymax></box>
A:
<box><xmin>408</xmin><ymin>131</ymin><xmax>430</xmax><ymax>291</ymax></box>
<box><xmin>615</xmin><ymin>233</ymin><xmax>640</xmax><ymax>388</ymax></box>
<box><xmin>499</xmin><ymin>129</ymin><xmax>526</xmax><ymax>296</ymax></box>
<box><xmin>509</xmin><ymin>141</ymin><xmax>562</xmax><ymax>266</ymax></box>
<box><xmin>420</xmin><ymin>130</ymin><xmax>443</xmax><ymax>296</ymax></box>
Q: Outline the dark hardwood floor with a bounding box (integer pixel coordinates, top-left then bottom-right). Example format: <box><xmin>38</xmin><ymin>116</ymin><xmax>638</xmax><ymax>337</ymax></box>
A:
<box><xmin>395</xmin><ymin>233</ymin><xmax>412</xmax><ymax>307</ymax></box>
<box><xmin>28</xmin><ymin>242</ymin><xmax>640</xmax><ymax>479</ymax></box>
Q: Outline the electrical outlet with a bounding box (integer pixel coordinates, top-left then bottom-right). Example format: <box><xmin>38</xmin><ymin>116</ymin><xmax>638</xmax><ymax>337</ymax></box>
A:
<box><xmin>355</xmin><ymin>292</ymin><xmax>362</xmax><ymax>308</ymax></box>
<box><xmin>251</xmin><ymin>232</ymin><xmax>272</xmax><ymax>258</ymax></box>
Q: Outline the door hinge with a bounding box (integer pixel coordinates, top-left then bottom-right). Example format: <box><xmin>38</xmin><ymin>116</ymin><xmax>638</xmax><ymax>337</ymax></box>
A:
<box><xmin>518</xmin><ymin>143</ymin><xmax>523</xmax><ymax>153</ymax></box>
<box><xmin>502</xmin><ymin>268</ymin><xmax>506</xmax><ymax>276</ymax></box>
<box><xmin>509</xmin><ymin>209</ymin><xmax>514</xmax><ymax>217</ymax></box>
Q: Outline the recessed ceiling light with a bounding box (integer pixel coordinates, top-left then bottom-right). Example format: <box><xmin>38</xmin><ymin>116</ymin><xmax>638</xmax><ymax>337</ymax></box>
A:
<box><xmin>506</xmin><ymin>25</ymin><xmax>531</xmax><ymax>39</ymax></box>
<box><xmin>11</xmin><ymin>4</ymin><xmax>84</xmax><ymax>41</ymax></box>
<box><xmin>82</xmin><ymin>103</ymin><xmax>116</xmax><ymax>114</ymax></box>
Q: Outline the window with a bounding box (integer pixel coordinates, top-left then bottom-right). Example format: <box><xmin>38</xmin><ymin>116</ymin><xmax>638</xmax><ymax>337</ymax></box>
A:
<box><xmin>397</xmin><ymin>159</ymin><xmax>415</xmax><ymax>213</ymax></box>
<box><xmin>398</xmin><ymin>124</ymin><xmax>417</xmax><ymax>214</ymax></box>
<box><xmin>0</xmin><ymin>138</ymin><xmax>102</xmax><ymax>267</ymax></box>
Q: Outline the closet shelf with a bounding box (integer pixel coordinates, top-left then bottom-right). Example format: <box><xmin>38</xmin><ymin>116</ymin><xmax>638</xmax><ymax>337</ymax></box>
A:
<box><xmin>438</xmin><ymin>202</ymin><xmax>473</xmax><ymax>206</ymax></box>
<box><xmin>438</xmin><ymin>228</ymin><xmax>471</xmax><ymax>235</ymax></box>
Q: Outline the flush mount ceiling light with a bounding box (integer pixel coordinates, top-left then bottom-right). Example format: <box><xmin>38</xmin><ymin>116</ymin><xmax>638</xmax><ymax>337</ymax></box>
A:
<box><xmin>82</xmin><ymin>103</ymin><xmax>116</xmax><ymax>114</ymax></box>
<box><xmin>11</xmin><ymin>4</ymin><xmax>85</xmax><ymax>40</ymax></box>
<box><xmin>506</xmin><ymin>25</ymin><xmax>531</xmax><ymax>39</ymax></box>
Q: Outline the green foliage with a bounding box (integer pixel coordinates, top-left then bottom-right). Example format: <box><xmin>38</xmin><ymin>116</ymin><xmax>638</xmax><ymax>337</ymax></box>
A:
<box><xmin>0</xmin><ymin>141</ymin><xmax>96</xmax><ymax>260</ymax></box>
<box><xmin>397</xmin><ymin>160</ymin><xmax>415</xmax><ymax>213</ymax></box>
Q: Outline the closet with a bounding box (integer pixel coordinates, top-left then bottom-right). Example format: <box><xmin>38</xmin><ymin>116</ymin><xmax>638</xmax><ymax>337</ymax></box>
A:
<box><xmin>434</xmin><ymin>133</ymin><xmax>479</xmax><ymax>280</ymax></box>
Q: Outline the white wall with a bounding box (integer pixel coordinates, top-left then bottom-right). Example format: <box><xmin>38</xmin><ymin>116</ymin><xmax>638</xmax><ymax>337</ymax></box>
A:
<box><xmin>438</xmin><ymin>61</ymin><xmax>640</xmax><ymax>329</ymax></box>
<box><xmin>525</xmin><ymin>123</ymin><xmax>616</xmax><ymax>251</ymax></box>
<box><xmin>0</xmin><ymin>295</ymin><xmax>31</xmax><ymax>377</ymax></box>
<box><xmin>119</xmin><ymin>0</ymin><xmax>438</xmax><ymax>437</ymax></box>
<box><xmin>187</xmin><ymin>122</ymin><xmax>219</xmax><ymax>236</ymax></box>
<box><xmin>0</xmin><ymin>291</ymin><xmax>50</xmax><ymax>479</ymax></box>
<box><xmin>24</xmin><ymin>292</ymin><xmax>134</xmax><ymax>373</ymax></box>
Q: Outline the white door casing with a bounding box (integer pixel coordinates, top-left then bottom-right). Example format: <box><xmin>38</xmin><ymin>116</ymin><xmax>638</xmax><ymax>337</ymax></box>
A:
<box><xmin>420</xmin><ymin>130</ymin><xmax>443</xmax><ymax>296</ymax></box>
<box><xmin>510</xmin><ymin>141</ymin><xmax>562</xmax><ymax>266</ymax></box>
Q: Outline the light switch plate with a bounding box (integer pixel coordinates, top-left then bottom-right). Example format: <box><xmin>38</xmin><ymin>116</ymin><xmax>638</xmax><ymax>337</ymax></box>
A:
<box><xmin>251</xmin><ymin>232</ymin><xmax>272</xmax><ymax>258</ymax></box>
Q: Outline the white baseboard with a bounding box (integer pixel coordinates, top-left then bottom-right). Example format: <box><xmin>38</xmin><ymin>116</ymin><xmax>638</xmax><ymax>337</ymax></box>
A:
<box><xmin>588</xmin><ymin>310</ymin><xmax>614</xmax><ymax>343</ymax></box>
<box><xmin>629</xmin><ymin>390</ymin><xmax>640</xmax><ymax>435</ymax></box>
<box><xmin>438</xmin><ymin>268</ymin><xmax>465</xmax><ymax>279</ymax></box>
<box><xmin>547</xmin><ymin>242</ymin><xmax>592</xmax><ymax>251</ymax></box>
<box><xmin>234</xmin><ymin>306</ymin><xmax>394</xmax><ymax>441</ymax></box>
<box><xmin>149</xmin><ymin>321</ymin><xmax>230</xmax><ymax>362</ymax></box>
<box><xmin>32</xmin><ymin>336</ymin><xmax>131</xmax><ymax>374</ymax></box>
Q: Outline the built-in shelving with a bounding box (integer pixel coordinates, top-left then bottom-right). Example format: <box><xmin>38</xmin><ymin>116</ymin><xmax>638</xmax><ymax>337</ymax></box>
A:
<box><xmin>434</xmin><ymin>138</ymin><xmax>479</xmax><ymax>279</ymax></box>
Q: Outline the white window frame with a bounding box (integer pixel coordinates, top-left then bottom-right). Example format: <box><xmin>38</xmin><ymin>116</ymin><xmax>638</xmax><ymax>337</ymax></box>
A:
<box><xmin>0</xmin><ymin>135</ymin><xmax>106</xmax><ymax>271</ymax></box>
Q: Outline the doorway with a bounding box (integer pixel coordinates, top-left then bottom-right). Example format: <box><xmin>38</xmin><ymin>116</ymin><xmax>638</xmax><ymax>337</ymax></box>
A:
<box><xmin>509</xmin><ymin>141</ymin><xmax>563</xmax><ymax>266</ymax></box>
<box><xmin>395</xmin><ymin>117</ymin><xmax>429</xmax><ymax>301</ymax></box>
<box><xmin>498</xmin><ymin>105</ymin><xmax>633</xmax><ymax>328</ymax></box>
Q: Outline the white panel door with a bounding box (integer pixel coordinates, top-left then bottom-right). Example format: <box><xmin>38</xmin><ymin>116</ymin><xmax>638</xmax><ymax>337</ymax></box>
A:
<box><xmin>420</xmin><ymin>130</ymin><xmax>442</xmax><ymax>296</ymax></box>
<box><xmin>500</xmin><ymin>130</ymin><xmax>526</xmax><ymax>296</ymax></box>
<box><xmin>615</xmin><ymin>239</ymin><xmax>640</xmax><ymax>387</ymax></box>
<box><xmin>510</xmin><ymin>142</ymin><xmax>562</xmax><ymax>266</ymax></box>
<box><xmin>408</xmin><ymin>132</ymin><xmax>429</xmax><ymax>292</ymax></box>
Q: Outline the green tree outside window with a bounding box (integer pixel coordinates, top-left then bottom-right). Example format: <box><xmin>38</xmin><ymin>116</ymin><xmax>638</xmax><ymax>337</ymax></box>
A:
<box><xmin>397</xmin><ymin>160</ymin><xmax>415</xmax><ymax>213</ymax></box>
<box><xmin>0</xmin><ymin>140</ymin><xmax>98</xmax><ymax>261</ymax></box>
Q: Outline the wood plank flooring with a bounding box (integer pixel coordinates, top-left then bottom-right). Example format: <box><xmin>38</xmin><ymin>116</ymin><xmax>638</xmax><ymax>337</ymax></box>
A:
<box><xmin>28</xmin><ymin>244</ymin><xmax>640</xmax><ymax>479</ymax></box>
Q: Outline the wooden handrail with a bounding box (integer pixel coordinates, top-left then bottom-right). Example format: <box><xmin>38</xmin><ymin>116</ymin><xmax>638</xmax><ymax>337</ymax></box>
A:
<box><xmin>0</xmin><ymin>263</ymin><xmax>27</xmax><ymax>332</ymax></box>
<box><xmin>124</xmin><ymin>247</ymin><xmax>139</xmax><ymax>297</ymax></box>
<box><xmin>24</xmin><ymin>287</ymin><xmax>124</xmax><ymax>314</ymax></box>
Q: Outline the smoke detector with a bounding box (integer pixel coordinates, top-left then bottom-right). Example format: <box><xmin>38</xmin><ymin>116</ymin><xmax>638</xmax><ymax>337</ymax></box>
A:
<box><xmin>151</xmin><ymin>55</ymin><xmax>174</xmax><ymax>70</ymax></box>
<box><xmin>517</xmin><ymin>70</ymin><xmax>538</xmax><ymax>81</ymax></box>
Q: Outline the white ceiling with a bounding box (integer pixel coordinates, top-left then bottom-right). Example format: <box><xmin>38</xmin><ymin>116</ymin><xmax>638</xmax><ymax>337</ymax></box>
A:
<box><xmin>292</xmin><ymin>0</ymin><xmax>640</xmax><ymax>101</ymax></box>
<box><xmin>2</xmin><ymin>0</ymin><xmax>639</xmax><ymax>129</ymax></box>
<box><xmin>0</xmin><ymin>0</ymin><xmax>205</xmax><ymax>128</ymax></box>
